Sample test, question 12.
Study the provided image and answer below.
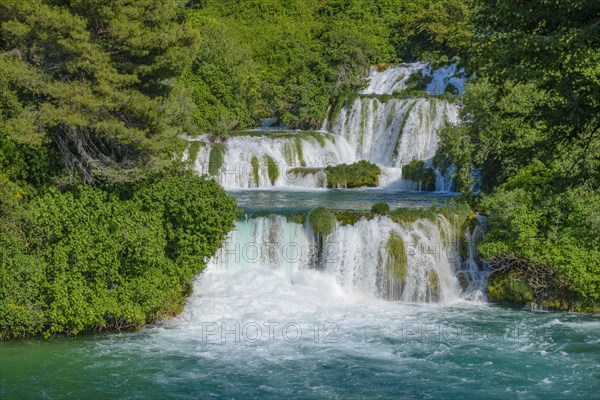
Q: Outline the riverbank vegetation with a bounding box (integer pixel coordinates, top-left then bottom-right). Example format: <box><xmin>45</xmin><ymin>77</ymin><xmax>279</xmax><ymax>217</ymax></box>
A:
<box><xmin>435</xmin><ymin>0</ymin><xmax>600</xmax><ymax>312</ymax></box>
<box><xmin>0</xmin><ymin>1</ymin><xmax>236</xmax><ymax>338</ymax></box>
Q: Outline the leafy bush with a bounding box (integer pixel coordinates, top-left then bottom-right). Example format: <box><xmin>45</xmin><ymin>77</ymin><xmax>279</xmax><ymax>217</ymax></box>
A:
<box><xmin>0</xmin><ymin>175</ymin><xmax>236</xmax><ymax>338</ymax></box>
<box><xmin>479</xmin><ymin>163</ymin><xmax>600</xmax><ymax>312</ymax></box>
<box><xmin>371</xmin><ymin>202</ymin><xmax>390</xmax><ymax>215</ymax></box>
<box><xmin>487</xmin><ymin>271</ymin><xmax>534</xmax><ymax>305</ymax></box>
<box><xmin>402</xmin><ymin>160</ymin><xmax>436</xmax><ymax>191</ymax></box>
<box><xmin>308</xmin><ymin>207</ymin><xmax>337</xmax><ymax>237</ymax></box>
<box><xmin>325</xmin><ymin>160</ymin><xmax>381</xmax><ymax>188</ymax></box>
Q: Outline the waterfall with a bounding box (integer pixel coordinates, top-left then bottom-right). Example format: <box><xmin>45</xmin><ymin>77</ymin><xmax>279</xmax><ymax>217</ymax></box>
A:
<box><xmin>328</xmin><ymin>97</ymin><xmax>459</xmax><ymax>167</ymax></box>
<box><xmin>188</xmin><ymin>132</ymin><xmax>355</xmax><ymax>189</ymax></box>
<box><xmin>185</xmin><ymin>62</ymin><xmax>464</xmax><ymax>191</ymax></box>
<box><xmin>361</xmin><ymin>63</ymin><xmax>466</xmax><ymax>96</ymax></box>
<box><xmin>209</xmin><ymin>213</ymin><xmax>484</xmax><ymax>303</ymax></box>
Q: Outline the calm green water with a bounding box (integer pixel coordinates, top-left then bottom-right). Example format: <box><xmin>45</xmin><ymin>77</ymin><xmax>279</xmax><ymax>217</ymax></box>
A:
<box><xmin>231</xmin><ymin>188</ymin><xmax>458</xmax><ymax>212</ymax></box>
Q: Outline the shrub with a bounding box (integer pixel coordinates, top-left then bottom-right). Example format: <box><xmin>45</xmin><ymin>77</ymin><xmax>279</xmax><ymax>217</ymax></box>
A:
<box><xmin>371</xmin><ymin>202</ymin><xmax>390</xmax><ymax>215</ymax></box>
<box><xmin>308</xmin><ymin>207</ymin><xmax>337</xmax><ymax>236</ymax></box>
<box><xmin>325</xmin><ymin>160</ymin><xmax>381</xmax><ymax>188</ymax></box>
<box><xmin>0</xmin><ymin>174</ymin><xmax>236</xmax><ymax>338</ymax></box>
<box><xmin>487</xmin><ymin>271</ymin><xmax>534</xmax><ymax>305</ymax></box>
<box><xmin>402</xmin><ymin>160</ymin><xmax>436</xmax><ymax>191</ymax></box>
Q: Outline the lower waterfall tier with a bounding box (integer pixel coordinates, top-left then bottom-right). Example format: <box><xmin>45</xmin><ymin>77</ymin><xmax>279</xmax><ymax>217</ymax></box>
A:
<box><xmin>208</xmin><ymin>212</ymin><xmax>486</xmax><ymax>304</ymax></box>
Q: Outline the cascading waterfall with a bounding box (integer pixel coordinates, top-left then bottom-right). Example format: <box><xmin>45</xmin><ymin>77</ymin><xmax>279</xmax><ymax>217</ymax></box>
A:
<box><xmin>327</xmin><ymin>97</ymin><xmax>459</xmax><ymax>190</ymax></box>
<box><xmin>185</xmin><ymin>132</ymin><xmax>355</xmax><ymax>189</ymax></box>
<box><xmin>326</xmin><ymin>63</ymin><xmax>463</xmax><ymax>191</ymax></box>
<box><xmin>209</xmin><ymin>213</ymin><xmax>484</xmax><ymax>303</ymax></box>
<box><xmin>361</xmin><ymin>62</ymin><xmax>465</xmax><ymax>96</ymax></box>
<box><xmin>184</xmin><ymin>62</ymin><xmax>465</xmax><ymax>191</ymax></box>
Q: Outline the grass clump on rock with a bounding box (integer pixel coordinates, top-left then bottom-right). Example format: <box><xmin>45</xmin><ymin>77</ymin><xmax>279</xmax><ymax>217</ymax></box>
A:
<box><xmin>309</xmin><ymin>207</ymin><xmax>337</xmax><ymax>236</ymax></box>
<box><xmin>371</xmin><ymin>202</ymin><xmax>390</xmax><ymax>215</ymax></box>
<box><xmin>325</xmin><ymin>160</ymin><xmax>380</xmax><ymax>188</ymax></box>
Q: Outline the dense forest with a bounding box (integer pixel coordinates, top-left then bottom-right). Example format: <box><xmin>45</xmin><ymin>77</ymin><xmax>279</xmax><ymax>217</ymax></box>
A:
<box><xmin>436</xmin><ymin>0</ymin><xmax>600</xmax><ymax>311</ymax></box>
<box><xmin>0</xmin><ymin>0</ymin><xmax>598</xmax><ymax>338</ymax></box>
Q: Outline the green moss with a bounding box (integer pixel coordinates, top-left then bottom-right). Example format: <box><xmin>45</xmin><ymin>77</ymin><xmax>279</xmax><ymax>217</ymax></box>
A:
<box><xmin>208</xmin><ymin>143</ymin><xmax>225</xmax><ymax>176</ymax></box>
<box><xmin>264</xmin><ymin>155</ymin><xmax>279</xmax><ymax>185</ymax></box>
<box><xmin>402</xmin><ymin>160</ymin><xmax>436</xmax><ymax>191</ymax></box>
<box><xmin>308</xmin><ymin>131</ymin><xmax>326</xmax><ymax>147</ymax></box>
<box><xmin>294</xmin><ymin>137</ymin><xmax>306</xmax><ymax>167</ymax></box>
<box><xmin>284</xmin><ymin>212</ymin><xmax>306</xmax><ymax>225</ymax></box>
<box><xmin>282</xmin><ymin>142</ymin><xmax>296</xmax><ymax>164</ymax></box>
<box><xmin>389</xmin><ymin>207</ymin><xmax>437</xmax><ymax>224</ymax></box>
<box><xmin>359</xmin><ymin>100</ymin><xmax>369</xmax><ymax>146</ymax></box>
<box><xmin>428</xmin><ymin>270</ymin><xmax>440</xmax><ymax>300</ymax></box>
<box><xmin>386</xmin><ymin>232</ymin><xmax>408</xmax><ymax>283</ymax></box>
<box><xmin>309</xmin><ymin>207</ymin><xmax>337</xmax><ymax>236</ymax></box>
<box><xmin>187</xmin><ymin>141</ymin><xmax>205</xmax><ymax>165</ymax></box>
<box><xmin>325</xmin><ymin>160</ymin><xmax>381</xmax><ymax>188</ymax></box>
<box><xmin>487</xmin><ymin>271</ymin><xmax>535</xmax><ymax>305</ymax></box>
<box><xmin>334</xmin><ymin>210</ymin><xmax>373</xmax><ymax>225</ymax></box>
<box><xmin>371</xmin><ymin>202</ymin><xmax>390</xmax><ymax>215</ymax></box>
<box><xmin>251</xmin><ymin>156</ymin><xmax>260</xmax><ymax>185</ymax></box>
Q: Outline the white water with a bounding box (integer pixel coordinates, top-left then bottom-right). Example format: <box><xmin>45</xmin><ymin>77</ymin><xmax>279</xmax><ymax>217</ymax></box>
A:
<box><xmin>201</xmin><ymin>215</ymin><xmax>481</xmax><ymax>304</ymax></box>
<box><xmin>361</xmin><ymin>63</ymin><xmax>465</xmax><ymax>96</ymax></box>
<box><xmin>328</xmin><ymin>98</ymin><xmax>458</xmax><ymax>161</ymax></box>
<box><xmin>185</xmin><ymin>63</ymin><xmax>463</xmax><ymax>190</ymax></box>
<box><xmin>187</xmin><ymin>133</ymin><xmax>354</xmax><ymax>189</ymax></box>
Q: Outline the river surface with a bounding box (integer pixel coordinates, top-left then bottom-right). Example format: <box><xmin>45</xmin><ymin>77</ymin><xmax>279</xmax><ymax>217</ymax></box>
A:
<box><xmin>2</xmin><ymin>267</ymin><xmax>599</xmax><ymax>399</ymax></box>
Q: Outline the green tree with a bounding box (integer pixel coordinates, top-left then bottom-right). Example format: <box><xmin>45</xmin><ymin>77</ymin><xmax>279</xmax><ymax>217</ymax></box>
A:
<box><xmin>0</xmin><ymin>0</ymin><xmax>199</xmax><ymax>184</ymax></box>
<box><xmin>436</xmin><ymin>0</ymin><xmax>600</xmax><ymax>311</ymax></box>
<box><xmin>0</xmin><ymin>174</ymin><xmax>236</xmax><ymax>338</ymax></box>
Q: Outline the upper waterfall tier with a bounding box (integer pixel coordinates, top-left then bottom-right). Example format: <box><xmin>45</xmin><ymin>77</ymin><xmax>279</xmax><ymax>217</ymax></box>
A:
<box><xmin>361</xmin><ymin>63</ymin><xmax>466</xmax><ymax>96</ymax></box>
<box><xmin>185</xmin><ymin>63</ymin><xmax>465</xmax><ymax>190</ymax></box>
<box><xmin>327</xmin><ymin>97</ymin><xmax>459</xmax><ymax>168</ymax></box>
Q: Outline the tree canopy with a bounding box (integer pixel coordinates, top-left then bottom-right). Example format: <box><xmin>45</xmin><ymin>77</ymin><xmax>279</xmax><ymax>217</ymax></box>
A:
<box><xmin>0</xmin><ymin>0</ymin><xmax>198</xmax><ymax>184</ymax></box>
<box><xmin>436</xmin><ymin>0</ymin><xmax>600</xmax><ymax>311</ymax></box>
